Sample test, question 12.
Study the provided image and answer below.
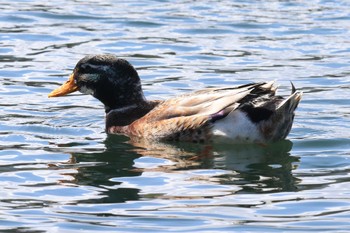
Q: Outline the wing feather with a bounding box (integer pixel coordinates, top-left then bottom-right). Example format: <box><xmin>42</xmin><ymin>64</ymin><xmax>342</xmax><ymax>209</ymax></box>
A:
<box><xmin>129</xmin><ymin>84</ymin><xmax>260</xmax><ymax>140</ymax></box>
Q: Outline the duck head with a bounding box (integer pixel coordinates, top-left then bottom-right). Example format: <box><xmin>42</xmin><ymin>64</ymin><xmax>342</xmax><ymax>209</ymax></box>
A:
<box><xmin>48</xmin><ymin>54</ymin><xmax>146</xmax><ymax>113</ymax></box>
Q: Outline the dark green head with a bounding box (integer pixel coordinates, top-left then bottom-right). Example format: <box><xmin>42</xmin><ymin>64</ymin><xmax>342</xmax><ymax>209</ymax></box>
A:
<box><xmin>49</xmin><ymin>54</ymin><xmax>146</xmax><ymax>113</ymax></box>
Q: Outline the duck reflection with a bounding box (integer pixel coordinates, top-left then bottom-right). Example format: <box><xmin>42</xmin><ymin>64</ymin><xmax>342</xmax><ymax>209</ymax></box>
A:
<box><xmin>53</xmin><ymin>135</ymin><xmax>143</xmax><ymax>203</ymax></box>
<box><xmin>130</xmin><ymin>138</ymin><xmax>300</xmax><ymax>192</ymax></box>
<box><xmin>55</xmin><ymin>135</ymin><xmax>300</xmax><ymax>203</ymax></box>
<box><xmin>212</xmin><ymin>141</ymin><xmax>300</xmax><ymax>192</ymax></box>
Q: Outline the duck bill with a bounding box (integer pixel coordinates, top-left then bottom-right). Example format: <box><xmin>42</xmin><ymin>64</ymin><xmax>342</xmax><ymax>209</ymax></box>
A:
<box><xmin>48</xmin><ymin>73</ymin><xmax>78</xmax><ymax>97</ymax></box>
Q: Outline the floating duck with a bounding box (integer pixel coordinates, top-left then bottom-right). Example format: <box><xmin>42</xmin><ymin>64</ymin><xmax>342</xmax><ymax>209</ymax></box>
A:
<box><xmin>49</xmin><ymin>54</ymin><xmax>302</xmax><ymax>143</ymax></box>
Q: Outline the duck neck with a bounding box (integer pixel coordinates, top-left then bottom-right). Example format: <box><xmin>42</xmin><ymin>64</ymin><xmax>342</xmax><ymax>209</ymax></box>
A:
<box><xmin>103</xmin><ymin>94</ymin><xmax>148</xmax><ymax>114</ymax></box>
<box><xmin>105</xmin><ymin>100</ymin><xmax>157</xmax><ymax>131</ymax></box>
<box><xmin>92</xmin><ymin>78</ymin><xmax>147</xmax><ymax>114</ymax></box>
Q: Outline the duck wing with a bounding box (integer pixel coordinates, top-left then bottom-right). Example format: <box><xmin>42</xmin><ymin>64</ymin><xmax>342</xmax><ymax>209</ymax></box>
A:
<box><xmin>129</xmin><ymin>82</ymin><xmax>273</xmax><ymax>141</ymax></box>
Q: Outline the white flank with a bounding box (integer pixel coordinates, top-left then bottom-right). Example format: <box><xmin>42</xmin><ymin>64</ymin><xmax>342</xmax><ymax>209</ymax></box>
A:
<box><xmin>212</xmin><ymin>110</ymin><xmax>264</xmax><ymax>143</ymax></box>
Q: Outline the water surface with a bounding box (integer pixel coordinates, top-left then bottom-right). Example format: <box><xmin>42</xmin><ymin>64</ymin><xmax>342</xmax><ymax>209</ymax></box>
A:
<box><xmin>1</xmin><ymin>0</ymin><xmax>350</xmax><ymax>232</ymax></box>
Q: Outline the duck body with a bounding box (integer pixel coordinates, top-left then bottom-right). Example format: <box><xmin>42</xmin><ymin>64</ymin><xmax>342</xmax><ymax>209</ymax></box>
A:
<box><xmin>49</xmin><ymin>54</ymin><xmax>302</xmax><ymax>144</ymax></box>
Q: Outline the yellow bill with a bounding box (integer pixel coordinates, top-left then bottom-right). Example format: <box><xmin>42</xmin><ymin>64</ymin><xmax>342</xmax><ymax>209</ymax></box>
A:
<box><xmin>48</xmin><ymin>74</ymin><xmax>78</xmax><ymax>97</ymax></box>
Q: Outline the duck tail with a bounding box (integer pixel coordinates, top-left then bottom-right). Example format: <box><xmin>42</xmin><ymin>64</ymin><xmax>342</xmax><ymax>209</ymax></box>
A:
<box><xmin>268</xmin><ymin>83</ymin><xmax>302</xmax><ymax>140</ymax></box>
<box><xmin>277</xmin><ymin>82</ymin><xmax>302</xmax><ymax>114</ymax></box>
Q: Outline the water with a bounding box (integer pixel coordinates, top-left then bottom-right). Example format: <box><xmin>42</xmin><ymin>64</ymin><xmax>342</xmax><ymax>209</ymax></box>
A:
<box><xmin>1</xmin><ymin>0</ymin><xmax>350</xmax><ymax>232</ymax></box>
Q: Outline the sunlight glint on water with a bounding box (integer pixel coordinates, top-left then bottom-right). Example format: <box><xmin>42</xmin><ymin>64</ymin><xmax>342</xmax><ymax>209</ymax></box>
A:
<box><xmin>0</xmin><ymin>0</ymin><xmax>350</xmax><ymax>232</ymax></box>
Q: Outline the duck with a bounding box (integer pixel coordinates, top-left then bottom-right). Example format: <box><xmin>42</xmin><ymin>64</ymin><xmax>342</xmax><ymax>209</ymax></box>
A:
<box><xmin>48</xmin><ymin>54</ymin><xmax>302</xmax><ymax>143</ymax></box>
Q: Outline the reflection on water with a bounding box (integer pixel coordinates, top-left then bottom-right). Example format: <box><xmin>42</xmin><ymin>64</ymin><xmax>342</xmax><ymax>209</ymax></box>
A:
<box><xmin>52</xmin><ymin>136</ymin><xmax>299</xmax><ymax>204</ymax></box>
<box><xmin>1</xmin><ymin>0</ymin><xmax>350</xmax><ymax>232</ymax></box>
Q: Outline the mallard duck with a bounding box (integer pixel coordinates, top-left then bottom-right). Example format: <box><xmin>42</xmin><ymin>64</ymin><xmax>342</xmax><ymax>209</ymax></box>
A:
<box><xmin>49</xmin><ymin>54</ymin><xmax>302</xmax><ymax>143</ymax></box>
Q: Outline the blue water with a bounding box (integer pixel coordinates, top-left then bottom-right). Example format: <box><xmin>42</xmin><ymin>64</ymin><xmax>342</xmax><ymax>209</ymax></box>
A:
<box><xmin>1</xmin><ymin>0</ymin><xmax>350</xmax><ymax>232</ymax></box>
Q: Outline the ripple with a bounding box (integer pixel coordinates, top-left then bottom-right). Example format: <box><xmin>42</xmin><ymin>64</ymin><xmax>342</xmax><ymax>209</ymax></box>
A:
<box><xmin>0</xmin><ymin>0</ymin><xmax>350</xmax><ymax>232</ymax></box>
